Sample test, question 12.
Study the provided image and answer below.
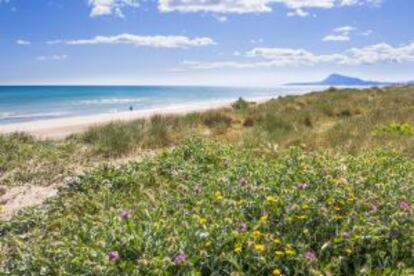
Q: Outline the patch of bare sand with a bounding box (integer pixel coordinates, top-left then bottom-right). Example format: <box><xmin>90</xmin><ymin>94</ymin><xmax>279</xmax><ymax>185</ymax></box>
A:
<box><xmin>0</xmin><ymin>184</ymin><xmax>61</xmax><ymax>220</ymax></box>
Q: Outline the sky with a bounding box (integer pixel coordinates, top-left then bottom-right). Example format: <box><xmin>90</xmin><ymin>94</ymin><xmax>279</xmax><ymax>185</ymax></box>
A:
<box><xmin>0</xmin><ymin>0</ymin><xmax>413</xmax><ymax>86</ymax></box>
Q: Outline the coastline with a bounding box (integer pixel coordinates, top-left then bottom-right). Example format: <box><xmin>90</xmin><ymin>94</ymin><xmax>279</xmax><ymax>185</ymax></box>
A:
<box><xmin>0</xmin><ymin>97</ymin><xmax>272</xmax><ymax>139</ymax></box>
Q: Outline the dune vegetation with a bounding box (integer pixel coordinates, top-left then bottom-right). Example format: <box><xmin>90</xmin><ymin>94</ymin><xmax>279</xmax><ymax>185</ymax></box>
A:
<box><xmin>1</xmin><ymin>86</ymin><xmax>414</xmax><ymax>274</ymax></box>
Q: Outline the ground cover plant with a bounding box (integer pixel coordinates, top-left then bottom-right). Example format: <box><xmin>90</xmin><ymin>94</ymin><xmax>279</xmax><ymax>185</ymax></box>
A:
<box><xmin>1</xmin><ymin>138</ymin><xmax>413</xmax><ymax>275</ymax></box>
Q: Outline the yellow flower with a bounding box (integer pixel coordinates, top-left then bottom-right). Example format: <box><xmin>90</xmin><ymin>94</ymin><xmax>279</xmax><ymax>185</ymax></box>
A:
<box><xmin>302</xmin><ymin>204</ymin><xmax>310</xmax><ymax>210</ymax></box>
<box><xmin>303</xmin><ymin>229</ymin><xmax>309</xmax><ymax>235</ymax></box>
<box><xmin>296</xmin><ymin>215</ymin><xmax>308</xmax><ymax>220</ymax></box>
<box><xmin>205</xmin><ymin>241</ymin><xmax>212</xmax><ymax>248</ymax></box>
<box><xmin>199</xmin><ymin>218</ymin><xmax>207</xmax><ymax>225</ymax></box>
<box><xmin>272</xmin><ymin>269</ymin><xmax>282</xmax><ymax>276</ymax></box>
<box><xmin>259</xmin><ymin>215</ymin><xmax>268</xmax><ymax>224</ymax></box>
<box><xmin>254</xmin><ymin>244</ymin><xmax>265</xmax><ymax>254</ymax></box>
<box><xmin>345</xmin><ymin>248</ymin><xmax>352</xmax><ymax>255</ymax></box>
<box><xmin>285</xmin><ymin>249</ymin><xmax>296</xmax><ymax>256</ymax></box>
<box><xmin>234</xmin><ymin>245</ymin><xmax>242</xmax><ymax>254</ymax></box>
<box><xmin>266</xmin><ymin>196</ymin><xmax>279</xmax><ymax>204</ymax></box>
<box><xmin>252</xmin><ymin>230</ymin><xmax>262</xmax><ymax>239</ymax></box>
<box><xmin>275</xmin><ymin>251</ymin><xmax>285</xmax><ymax>257</ymax></box>
<box><xmin>214</xmin><ymin>191</ymin><xmax>224</xmax><ymax>201</ymax></box>
<box><xmin>272</xmin><ymin>238</ymin><xmax>281</xmax><ymax>245</ymax></box>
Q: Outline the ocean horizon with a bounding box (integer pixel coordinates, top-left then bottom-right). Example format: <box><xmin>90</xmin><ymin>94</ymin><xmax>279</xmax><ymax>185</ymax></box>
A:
<box><xmin>0</xmin><ymin>85</ymin><xmax>325</xmax><ymax>125</ymax></box>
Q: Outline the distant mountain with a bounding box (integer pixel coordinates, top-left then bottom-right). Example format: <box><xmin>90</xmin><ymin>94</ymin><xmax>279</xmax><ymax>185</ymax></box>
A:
<box><xmin>286</xmin><ymin>74</ymin><xmax>392</xmax><ymax>86</ymax></box>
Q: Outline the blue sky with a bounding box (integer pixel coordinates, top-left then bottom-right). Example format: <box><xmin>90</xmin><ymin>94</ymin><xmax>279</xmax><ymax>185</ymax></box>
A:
<box><xmin>0</xmin><ymin>0</ymin><xmax>413</xmax><ymax>86</ymax></box>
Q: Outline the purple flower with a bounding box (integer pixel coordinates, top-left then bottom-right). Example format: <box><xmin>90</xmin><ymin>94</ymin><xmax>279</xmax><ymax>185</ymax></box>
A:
<box><xmin>400</xmin><ymin>200</ymin><xmax>411</xmax><ymax>211</ymax></box>
<box><xmin>370</xmin><ymin>205</ymin><xmax>378</xmax><ymax>213</ymax></box>
<box><xmin>239</xmin><ymin>178</ymin><xmax>248</xmax><ymax>187</ymax></box>
<box><xmin>342</xmin><ymin>231</ymin><xmax>351</xmax><ymax>240</ymax></box>
<box><xmin>297</xmin><ymin>183</ymin><xmax>308</xmax><ymax>190</ymax></box>
<box><xmin>304</xmin><ymin>250</ymin><xmax>317</xmax><ymax>262</ymax></box>
<box><xmin>173</xmin><ymin>254</ymin><xmax>187</xmax><ymax>265</ymax></box>
<box><xmin>238</xmin><ymin>223</ymin><xmax>248</xmax><ymax>233</ymax></box>
<box><xmin>224</xmin><ymin>159</ymin><xmax>231</xmax><ymax>168</ymax></box>
<box><xmin>193</xmin><ymin>185</ymin><xmax>202</xmax><ymax>194</ymax></box>
<box><xmin>120</xmin><ymin>210</ymin><xmax>130</xmax><ymax>220</ymax></box>
<box><xmin>108</xmin><ymin>251</ymin><xmax>120</xmax><ymax>261</ymax></box>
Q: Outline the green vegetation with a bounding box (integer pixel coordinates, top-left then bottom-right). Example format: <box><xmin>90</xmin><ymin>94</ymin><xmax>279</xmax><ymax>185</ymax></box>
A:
<box><xmin>1</xmin><ymin>86</ymin><xmax>414</xmax><ymax>274</ymax></box>
<box><xmin>1</xmin><ymin>138</ymin><xmax>413</xmax><ymax>274</ymax></box>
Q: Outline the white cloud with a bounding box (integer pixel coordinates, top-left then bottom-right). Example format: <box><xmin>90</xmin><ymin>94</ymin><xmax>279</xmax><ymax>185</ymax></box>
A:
<box><xmin>361</xmin><ymin>29</ymin><xmax>373</xmax><ymax>36</ymax></box>
<box><xmin>36</xmin><ymin>55</ymin><xmax>68</xmax><ymax>61</ymax></box>
<box><xmin>16</xmin><ymin>39</ymin><xmax>31</xmax><ymax>45</ymax></box>
<box><xmin>50</xmin><ymin>34</ymin><xmax>216</xmax><ymax>48</ymax></box>
<box><xmin>180</xmin><ymin>42</ymin><xmax>414</xmax><ymax>69</ymax></box>
<box><xmin>88</xmin><ymin>0</ymin><xmax>139</xmax><ymax>17</ymax></box>
<box><xmin>323</xmin><ymin>25</ymin><xmax>356</xmax><ymax>42</ymax></box>
<box><xmin>158</xmin><ymin>0</ymin><xmax>382</xmax><ymax>14</ymax></box>
<box><xmin>334</xmin><ymin>25</ymin><xmax>356</xmax><ymax>33</ymax></box>
<box><xmin>287</xmin><ymin>8</ymin><xmax>309</xmax><ymax>17</ymax></box>
<box><xmin>322</xmin><ymin>34</ymin><xmax>350</xmax><ymax>41</ymax></box>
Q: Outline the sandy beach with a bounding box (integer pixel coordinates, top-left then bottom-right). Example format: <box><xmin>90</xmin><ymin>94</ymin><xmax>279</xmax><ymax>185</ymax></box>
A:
<box><xmin>0</xmin><ymin>98</ymin><xmax>270</xmax><ymax>139</ymax></box>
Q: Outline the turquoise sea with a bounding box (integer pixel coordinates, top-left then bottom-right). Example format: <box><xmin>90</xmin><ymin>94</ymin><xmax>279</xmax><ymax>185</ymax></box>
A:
<box><xmin>0</xmin><ymin>86</ymin><xmax>324</xmax><ymax>125</ymax></box>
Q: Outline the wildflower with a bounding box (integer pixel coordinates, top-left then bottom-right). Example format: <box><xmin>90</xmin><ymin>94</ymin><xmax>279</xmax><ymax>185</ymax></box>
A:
<box><xmin>266</xmin><ymin>196</ymin><xmax>279</xmax><ymax>204</ymax></box>
<box><xmin>345</xmin><ymin>248</ymin><xmax>352</xmax><ymax>255</ymax></box>
<box><xmin>303</xmin><ymin>229</ymin><xmax>309</xmax><ymax>235</ymax></box>
<box><xmin>342</xmin><ymin>231</ymin><xmax>351</xmax><ymax>240</ymax></box>
<box><xmin>275</xmin><ymin>251</ymin><xmax>285</xmax><ymax>257</ymax></box>
<box><xmin>259</xmin><ymin>215</ymin><xmax>268</xmax><ymax>224</ymax></box>
<box><xmin>370</xmin><ymin>205</ymin><xmax>378</xmax><ymax>213</ymax></box>
<box><xmin>273</xmin><ymin>238</ymin><xmax>281</xmax><ymax>245</ymax></box>
<box><xmin>199</xmin><ymin>217</ymin><xmax>207</xmax><ymax>225</ymax></box>
<box><xmin>224</xmin><ymin>159</ymin><xmax>231</xmax><ymax>168</ymax></box>
<box><xmin>254</xmin><ymin>244</ymin><xmax>265</xmax><ymax>254</ymax></box>
<box><xmin>304</xmin><ymin>250</ymin><xmax>317</xmax><ymax>262</ymax></box>
<box><xmin>285</xmin><ymin>249</ymin><xmax>296</xmax><ymax>256</ymax></box>
<box><xmin>239</xmin><ymin>178</ymin><xmax>248</xmax><ymax>187</ymax></box>
<box><xmin>297</xmin><ymin>183</ymin><xmax>308</xmax><ymax>190</ymax></box>
<box><xmin>173</xmin><ymin>254</ymin><xmax>187</xmax><ymax>265</ymax></box>
<box><xmin>238</xmin><ymin>223</ymin><xmax>248</xmax><ymax>233</ymax></box>
<box><xmin>234</xmin><ymin>245</ymin><xmax>242</xmax><ymax>254</ymax></box>
<box><xmin>400</xmin><ymin>200</ymin><xmax>411</xmax><ymax>211</ymax></box>
<box><xmin>120</xmin><ymin>210</ymin><xmax>130</xmax><ymax>220</ymax></box>
<box><xmin>205</xmin><ymin>241</ymin><xmax>212</xmax><ymax>248</ymax></box>
<box><xmin>214</xmin><ymin>191</ymin><xmax>223</xmax><ymax>201</ymax></box>
<box><xmin>272</xmin><ymin>268</ymin><xmax>282</xmax><ymax>276</ymax></box>
<box><xmin>252</xmin><ymin>230</ymin><xmax>261</xmax><ymax>239</ymax></box>
<box><xmin>193</xmin><ymin>185</ymin><xmax>202</xmax><ymax>194</ymax></box>
<box><xmin>107</xmin><ymin>251</ymin><xmax>120</xmax><ymax>261</ymax></box>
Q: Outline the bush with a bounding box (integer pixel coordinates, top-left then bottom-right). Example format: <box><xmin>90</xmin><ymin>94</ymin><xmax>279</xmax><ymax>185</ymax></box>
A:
<box><xmin>202</xmin><ymin>110</ymin><xmax>233</xmax><ymax>128</ymax></box>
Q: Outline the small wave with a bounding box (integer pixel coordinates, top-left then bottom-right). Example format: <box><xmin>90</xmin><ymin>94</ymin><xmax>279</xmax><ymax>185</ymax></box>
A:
<box><xmin>76</xmin><ymin>98</ymin><xmax>146</xmax><ymax>105</ymax></box>
<box><xmin>0</xmin><ymin>111</ymin><xmax>69</xmax><ymax>120</ymax></box>
<box><xmin>0</xmin><ymin>112</ymin><xmax>14</xmax><ymax>119</ymax></box>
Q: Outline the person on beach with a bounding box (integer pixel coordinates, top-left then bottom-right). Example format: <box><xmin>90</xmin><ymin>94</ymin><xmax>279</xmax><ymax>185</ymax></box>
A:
<box><xmin>129</xmin><ymin>106</ymin><xmax>133</xmax><ymax>111</ymax></box>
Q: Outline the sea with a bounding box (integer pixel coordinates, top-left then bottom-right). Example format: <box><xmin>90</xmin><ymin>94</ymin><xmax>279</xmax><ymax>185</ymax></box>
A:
<box><xmin>0</xmin><ymin>85</ymin><xmax>325</xmax><ymax>125</ymax></box>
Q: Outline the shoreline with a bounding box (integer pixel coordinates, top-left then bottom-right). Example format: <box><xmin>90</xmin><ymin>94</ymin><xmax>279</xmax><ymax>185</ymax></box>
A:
<box><xmin>0</xmin><ymin>97</ymin><xmax>272</xmax><ymax>139</ymax></box>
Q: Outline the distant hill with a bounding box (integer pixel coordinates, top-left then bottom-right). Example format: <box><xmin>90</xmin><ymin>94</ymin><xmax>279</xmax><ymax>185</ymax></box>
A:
<box><xmin>286</xmin><ymin>74</ymin><xmax>393</xmax><ymax>86</ymax></box>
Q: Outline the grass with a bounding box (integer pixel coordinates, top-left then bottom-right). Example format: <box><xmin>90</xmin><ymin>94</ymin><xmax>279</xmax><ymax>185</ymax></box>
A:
<box><xmin>0</xmin><ymin>138</ymin><xmax>413</xmax><ymax>274</ymax></box>
<box><xmin>1</xmin><ymin>86</ymin><xmax>414</xmax><ymax>274</ymax></box>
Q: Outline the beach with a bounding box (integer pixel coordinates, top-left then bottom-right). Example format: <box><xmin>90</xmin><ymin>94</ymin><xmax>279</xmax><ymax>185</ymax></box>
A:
<box><xmin>0</xmin><ymin>99</ymin><xmax>246</xmax><ymax>139</ymax></box>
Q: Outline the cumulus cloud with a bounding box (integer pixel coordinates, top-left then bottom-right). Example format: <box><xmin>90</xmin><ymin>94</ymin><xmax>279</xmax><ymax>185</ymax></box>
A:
<box><xmin>158</xmin><ymin>0</ymin><xmax>382</xmax><ymax>14</ymax></box>
<box><xmin>49</xmin><ymin>34</ymin><xmax>216</xmax><ymax>48</ymax></box>
<box><xmin>180</xmin><ymin>42</ymin><xmax>414</xmax><ymax>69</ymax></box>
<box><xmin>88</xmin><ymin>0</ymin><xmax>139</xmax><ymax>17</ymax></box>
<box><xmin>36</xmin><ymin>55</ymin><xmax>68</xmax><ymax>61</ymax></box>
<box><xmin>16</xmin><ymin>39</ymin><xmax>31</xmax><ymax>45</ymax></box>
